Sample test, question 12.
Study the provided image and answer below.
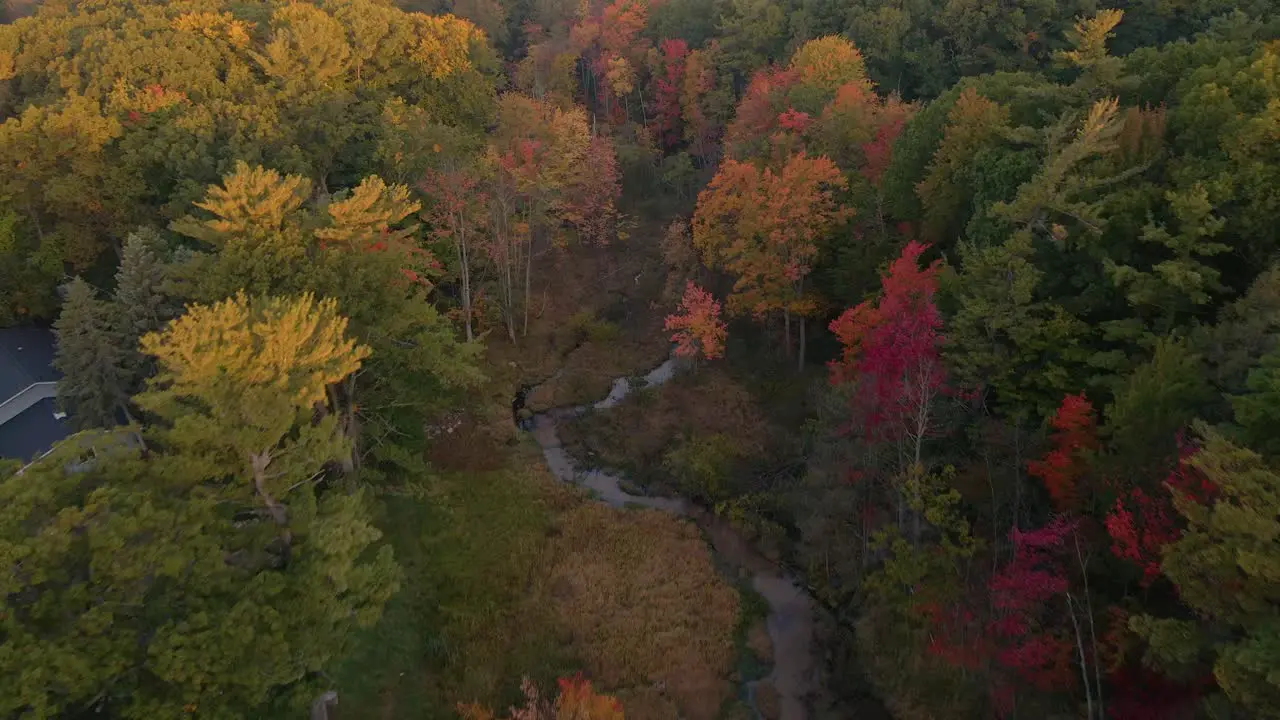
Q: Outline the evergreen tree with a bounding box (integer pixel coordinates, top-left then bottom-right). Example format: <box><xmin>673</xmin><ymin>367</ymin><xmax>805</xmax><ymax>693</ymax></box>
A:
<box><xmin>52</xmin><ymin>278</ymin><xmax>130</xmax><ymax>429</ymax></box>
<box><xmin>1102</xmin><ymin>338</ymin><xmax>1212</xmax><ymax>481</ymax></box>
<box><xmin>1131</xmin><ymin>427</ymin><xmax>1280</xmax><ymax>718</ymax></box>
<box><xmin>136</xmin><ymin>292</ymin><xmax>370</xmax><ymax>548</ymax></box>
<box><xmin>112</xmin><ymin>228</ymin><xmax>175</xmax><ymax>397</ymax></box>
<box><xmin>1229</xmin><ymin>347</ymin><xmax>1280</xmax><ymax>458</ymax></box>
<box><xmin>1</xmin><ymin>291</ymin><xmax>401</xmax><ymax>714</ymax></box>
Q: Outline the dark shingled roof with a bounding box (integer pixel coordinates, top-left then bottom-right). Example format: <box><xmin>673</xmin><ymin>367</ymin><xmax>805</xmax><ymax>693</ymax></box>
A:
<box><xmin>0</xmin><ymin>328</ymin><xmax>67</xmax><ymax>462</ymax></box>
<box><xmin>0</xmin><ymin>327</ymin><xmax>59</xmax><ymax>401</ymax></box>
<box><xmin>0</xmin><ymin>397</ymin><xmax>67</xmax><ymax>461</ymax></box>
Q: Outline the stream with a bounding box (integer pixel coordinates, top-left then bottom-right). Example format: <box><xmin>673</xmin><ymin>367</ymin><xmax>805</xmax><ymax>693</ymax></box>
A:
<box><xmin>522</xmin><ymin>357</ymin><xmax>818</xmax><ymax>720</ymax></box>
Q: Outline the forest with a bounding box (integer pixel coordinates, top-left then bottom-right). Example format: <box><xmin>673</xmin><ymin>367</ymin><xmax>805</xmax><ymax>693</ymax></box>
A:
<box><xmin>1</xmin><ymin>0</ymin><xmax>1278</xmax><ymax>717</ymax></box>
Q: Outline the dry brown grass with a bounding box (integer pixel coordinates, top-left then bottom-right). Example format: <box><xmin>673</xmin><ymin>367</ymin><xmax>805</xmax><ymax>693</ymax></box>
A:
<box><xmin>754</xmin><ymin>681</ymin><xmax>781</xmax><ymax>720</ymax></box>
<box><xmin>524</xmin><ymin>335</ymin><xmax>670</xmax><ymax>412</ymax></box>
<box><xmin>559</xmin><ymin>367</ymin><xmax>773</xmax><ymax>481</ymax></box>
<box><xmin>612</xmin><ymin>687</ymin><xmax>680</xmax><ymax>720</ymax></box>
<box><xmin>546</xmin><ymin>503</ymin><xmax>740</xmax><ymax>720</ymax></box>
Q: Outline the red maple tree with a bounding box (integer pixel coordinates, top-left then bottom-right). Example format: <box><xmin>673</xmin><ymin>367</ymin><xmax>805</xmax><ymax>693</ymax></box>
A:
<box><xmin>829</xmin><ymin>241</ymin><xmax>945</xmax><ymax>462</ymax></box>
<box><xmin>724</xmin><ymin>66</ymin><xmax>797</xmax><ymax>157</ymax></box>
<box><xmin>652</xmin><ymin>39</ymin><xmax>689</xmax><ymax>149</ymax></box>
<box><xmin>1027</xmin><ymin>393</ymin><xmax>1099</xmax><ymax>512</ymax></box>
<box><xmin>665</xmin><ymin>281</ymin><xmax>727</xmax><ymax>360</ymax></box>
<box><xmin>555</xmin><ymin>673</ymin><xmax>624</xmax><ymax>719</ymax></box>
<box><xmin>1104</xmin><ymin>438</ymin><xmax>1217</xmax><ymax>586</ymax></box>
<box><xmin>776</xmin><ymin>107</ymin><xmax>813</xmax><ymax>133</ymax></box>
<box><xmin>987</xmin><ymin>517</ymin><xmax>1079</xmax><ymax>699</ymax></box>
<box><xmin>923</xmin><ymin>516</ymin><xmax>1087</xmax><ymax>716</ymax></box>
<box><xmin>861</xmin><ymin>110</ymin><xmax>908</xmax><ymax>186</ymax></box>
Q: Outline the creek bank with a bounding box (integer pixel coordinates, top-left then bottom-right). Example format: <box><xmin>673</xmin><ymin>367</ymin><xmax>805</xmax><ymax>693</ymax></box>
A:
<box><xmin>522</xmin><ymin>356</ymin><xmax>818</xmax><ymax>720</ymax></box>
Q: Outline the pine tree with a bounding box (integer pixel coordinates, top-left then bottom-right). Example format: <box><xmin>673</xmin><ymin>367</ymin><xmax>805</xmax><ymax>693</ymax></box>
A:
<box><xmin>1056</xmin><ymin>9</ymin><xmax>1126</xmax><ymax>90</ymax></box>
<box><xmin>113</xmin><ymin>228</ymin><xmax>175</xmax><ymax>397</ymax></box>
<box><xmin>1131</xmin><ymin>427</ymin><xmax>1280</xmax><ymax>717</ymax></box>
<box><xmin>53</xmin><ymin>278</ymin><xmax>131</xmax><ymax>429</ymax></box>
<box><xmin>1229</xmin><ymin>346</ymin><xmax>1280</xmax><ymax>458</ymax></box>
<box><xmin>1</xmin><ymin>317</ymin><xmax>400</xmax><ymax>718</ymax></box>
<box><xmin>1102</xmin><ymin>338</ymin><xmax>1211</xmax><ymax>481</ymax></box>
<box><xmin>947</xmin><ymin>229</ymin><xmax>1093</xmax><ymax>418</ymax></box>
<box><xmin>136</xmin><ymin>292</ymin><xmax>370</xmax><ymax>552</ymax></box>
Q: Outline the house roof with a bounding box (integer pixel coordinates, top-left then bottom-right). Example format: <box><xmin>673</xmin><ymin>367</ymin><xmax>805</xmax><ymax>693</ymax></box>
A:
<box><xmin>0</xmin><ymin>396</ymin><xmax>67</xmax><ymax>461</ymax></box>
<box><xmin>0</xmin><ymin>327</ymin><xmax>59</xmax><ymax>402</ymax></box>
<box><xmin>0</xmin><ymin>328</ymin><xmax>67</xmax><ymax>462</ymax></box>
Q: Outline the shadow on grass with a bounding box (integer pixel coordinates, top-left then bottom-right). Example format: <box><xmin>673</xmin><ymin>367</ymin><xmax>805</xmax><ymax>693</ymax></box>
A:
<box><xmin>329</xmin><ymin>454</ymin><xmax>578</xmax><ymax>719</ymax></box>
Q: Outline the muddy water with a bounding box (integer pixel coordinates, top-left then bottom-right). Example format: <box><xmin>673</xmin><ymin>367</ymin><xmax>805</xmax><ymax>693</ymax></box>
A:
<box><xmin>525</xmin><ymin>358</ymin><xmax>817</xmax><ymax>720</ymax></box>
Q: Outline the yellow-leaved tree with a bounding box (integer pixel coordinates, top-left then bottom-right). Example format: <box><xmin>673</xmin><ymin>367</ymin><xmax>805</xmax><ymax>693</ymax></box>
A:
<box><xmin>1</xmin><ymin>292</ymin><xmax>398</xmax><ymax>718</ymax></box>
<box><xmin>138</xmin><ymin>292</ymin><xmax>370</xmax><ymax>551</ymax></box>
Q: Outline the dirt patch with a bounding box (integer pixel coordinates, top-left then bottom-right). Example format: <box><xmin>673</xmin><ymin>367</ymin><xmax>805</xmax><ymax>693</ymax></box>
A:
<box><xmin>483</xmin><ymin>221</ymin><xmax>673</xmax><ymax>385</ymax></box>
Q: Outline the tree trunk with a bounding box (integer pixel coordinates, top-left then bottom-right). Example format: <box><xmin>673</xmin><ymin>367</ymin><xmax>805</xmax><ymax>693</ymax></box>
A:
<box><xmin>911</xmin><ymin>466</ymin><xmax>922</xmax><ymax>546</ymax></box>
<box><xmin>1076</xmin><ymin>534</ymin><xmax>1106</xmax><ymax>717</ymax></box>
<box><xmin>795</xmin><ymin>278</ymin><xmax>805</xmax><ymax>371</ymax></box>
<box><xmin>1067</xmin><ymin>593</ymin><xmax>1095</xmax><ymax>720</ymax></box>
<box><xmin>895</xmin><ymin>486</ymin><xmax>904</xmax><ymax>535</ymax></box>
<box><xmin>457</xmin><ymin>211</ymin><xmax>473</xmax><ymax>343</ymax></box>
<box><xmin>522</xmin><ymin>228</ymin><xmax>533</xmax><ymax>337</ymax></box>
<box><xmin>326</xmin><ymin>381</ymin><xmax>359</xmax><ymax>474</ymax></box>
<box><xmin>250</xmin><ymin>451</ymin><xmax>292</xmax><ymax>554</ymax></box>
<box><xmin>502</xmin><ymin>227</ymin><xmax>516</xmax><ymax>343</ymax></box>
<box><xmin>783</xmin><ymin>309</ymin><xmax>791</xmax><ymax>358</ymax></box>
<box><xmin>798</xmin><ymin>316</ymin><xmax>806</xmax><ymax>372</ymax></box>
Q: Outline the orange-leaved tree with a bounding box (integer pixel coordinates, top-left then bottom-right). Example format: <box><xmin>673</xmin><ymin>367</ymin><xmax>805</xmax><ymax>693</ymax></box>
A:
<box><xmin>665</xmin><ymin>281</ymin><xmax>727</xmax><ymax>361</ymax></box>
<box><xmin>693</xmin><ymin>151</ymin><xmax>849</xmax><ymax>369</ymax></box>
<box><xmin>561</xmin><ymin>136</ymin><xmax>623</xmax><ymax>246</ymax></box>
<box><xmin>482</xmin><ymin>93</ymin><xmax>594</xmax><ymax>341</ymax></box>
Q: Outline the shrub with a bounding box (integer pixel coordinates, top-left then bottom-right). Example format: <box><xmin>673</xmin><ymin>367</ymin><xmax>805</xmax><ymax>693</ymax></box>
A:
<box><xmin>663</xmin><ymin>432</ymin><xmax>743</xmax><ymax>502</ymax></box>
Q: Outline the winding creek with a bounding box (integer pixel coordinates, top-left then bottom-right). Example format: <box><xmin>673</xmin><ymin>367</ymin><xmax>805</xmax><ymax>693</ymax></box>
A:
<box><xmin>521</xmin><ymin>357</ymin><xmax>818</xmax><ymax>720</ymax></box>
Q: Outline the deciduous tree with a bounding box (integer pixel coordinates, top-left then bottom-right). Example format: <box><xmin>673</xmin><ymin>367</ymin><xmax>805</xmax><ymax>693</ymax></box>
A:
<box><xmin>693</xmin><ymin>152</ymin><xmax>848</xmax><ymax>366</ymax></box>
<box><xmin>665</xmin><ymin>281</ymin><xmax>727</xmax><ymax>361</ymax></box>
<box><xmin>1028</xmin><ymin>393</ymin><xmax>1099</xmax><ymax>512</ymax></box>
<box><xmin>423</xmin><ymin>166</ymin><xmax>488</xmax><ymax>342</ymax></box>
<box><xmin>829</xmin><ymin>241</ymin><xmax>945</xmax><ymax>467</ymax></box>
<box><xmin>650</xmin><ymin>39</ymin><xmax>689</xmax><ymax>150</ymax></box>
<box><xmin>482</xmin><ymin>93</ymin><xmax>593</xmax><ymax>341</ymax></box>
<box><xmin>562</xmin><ymin>136</ymin><xmax>623</xmax><ymax>246</ymax></box>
